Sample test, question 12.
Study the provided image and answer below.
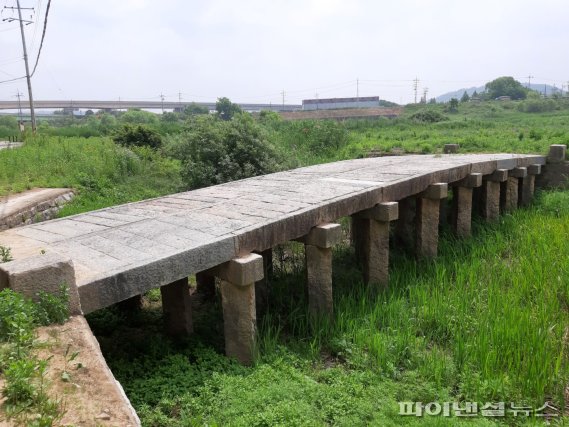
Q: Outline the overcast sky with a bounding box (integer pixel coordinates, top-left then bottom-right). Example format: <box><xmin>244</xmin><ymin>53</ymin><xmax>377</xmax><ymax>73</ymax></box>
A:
<box><xmin>0</xmin><ymin>0</ymin><xmax>567</xmax><ymax>105</ymax></box>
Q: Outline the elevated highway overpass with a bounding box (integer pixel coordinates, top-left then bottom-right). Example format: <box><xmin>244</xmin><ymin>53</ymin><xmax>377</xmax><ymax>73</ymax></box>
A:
<box><xmin>0</xmin><ymin>100</ymin><xmax>302</xmax><ymax>112</ymax></box>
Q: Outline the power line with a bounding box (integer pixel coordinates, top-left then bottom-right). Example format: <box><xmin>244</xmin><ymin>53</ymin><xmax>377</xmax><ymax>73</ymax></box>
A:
<box><xmin>30</xmin><ymin>0</ymin><xmax>49</xmax><ymax>76</ymax></box>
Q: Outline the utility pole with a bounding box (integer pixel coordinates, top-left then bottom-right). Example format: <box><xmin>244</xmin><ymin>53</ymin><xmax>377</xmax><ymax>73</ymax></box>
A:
<box><xmin>281</xmin><ymin>90</ymin><xmax>285</xmax><ymax>110</ymax></box>
<box><xmin>4</xmin><ymin>1</ymin><xmax>36</xmax><ymax>133</ymax></box>
<box><xmin>160</xmin><ymin>93</ymin><xmax>165</xmax><ymax>113</ymax></box>
<box><xmin>413</xmin><ymin>77</ymin><xmax>419</xmax><ymax>104</ymax></box>
<box><xmin>422</xmin><ymin>87</ymin><xmax>428</xmax><ymax>104</ymax></box>
<box><xmin>178</xmin><ymin>91</ymin><xmax>182</xmax><ymax>110</ymax></box>
<box><xmin>356</xmin><ymin>78</ymin><xmax>359</xmax><ymax>107</ymax></box>
<box><xmin>526</xmin><ymin>75</ymin><xmax>534</xmax><ymax>89</ymax></box>
<box><xmin>14</xmin><ymin>90</ymin><xmax>23</xmax><ymax>123</ymax></box>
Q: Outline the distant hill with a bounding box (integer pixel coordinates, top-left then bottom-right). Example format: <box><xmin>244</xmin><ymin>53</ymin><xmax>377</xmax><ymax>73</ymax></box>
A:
<box><xmin>435</xmin><ymin>86</ymin><xmax>484</xmax><ymax>103</ymax></box>
<box><xmin>435</xmin><ymin>83</ymin><xmax>561</xmax><ymax>103</ymax></box>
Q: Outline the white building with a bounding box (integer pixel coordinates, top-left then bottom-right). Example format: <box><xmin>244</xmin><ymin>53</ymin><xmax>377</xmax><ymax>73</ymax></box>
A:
<box><xmin>302</xmin><ymin>96</ymin><xmax>380</xmax><ymax>111</ymax></box>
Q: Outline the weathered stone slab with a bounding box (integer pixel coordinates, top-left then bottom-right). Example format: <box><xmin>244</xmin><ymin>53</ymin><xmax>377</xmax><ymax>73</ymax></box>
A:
<box><xmin>0</xmin><ymin>253</ymin><xmax>81</xmax><ymax>314</ymax></box>
<box><xmin>78</xmin><ymin>235</ymin><xmax>237</xmax><ymax>314</ymax></box>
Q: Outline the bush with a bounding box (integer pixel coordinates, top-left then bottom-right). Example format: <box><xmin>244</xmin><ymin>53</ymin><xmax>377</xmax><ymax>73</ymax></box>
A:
<box><xmin>113</xmin><ymin>124</ymin><xmax>163</xmax><ymax>149</ymax></box>
<box><xmin>165</xmin><ymin>114</ymin><xmax>281</xmax><ymax>189</ymax></box>
<box><xmin>272</xmin><ymin>120</ymin><xmax>350</xmax><ymax>157</ymax></box>
<box><xmin>409</xmin><ymin>110</ymin><xmax>449</xmax><ymax>123</ymax></box>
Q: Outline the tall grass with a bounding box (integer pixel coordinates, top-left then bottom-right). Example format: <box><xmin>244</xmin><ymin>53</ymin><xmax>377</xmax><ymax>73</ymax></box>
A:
<box><xmin>0</xmin><ymin>135</ymin><xmax>182</xmax><ymax>215</ymax></box>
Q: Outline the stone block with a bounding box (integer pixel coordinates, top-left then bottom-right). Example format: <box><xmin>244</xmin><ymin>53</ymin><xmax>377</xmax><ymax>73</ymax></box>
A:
<box><xmin>444</xmin><ymin>144</ymin><xmax>460</xmax><ymax>154</ymax></box>
<box><xmin>214</xmin><ymin>253</ymin><xmax>264</xmax><ymax>286</ymax></box>
<box><xmin>421</xmin><ymin>183</ymin><xmax>448</xmax><ymax>200</ymax></box>
<box><xmin>456</xmin><ymin>173</ymin><xmax>482</xmax><ymax>188</ymax></box>
<box><xmin>527</xmin><ymin>164</ymin><xmax>542</xmax><ymax>175</ymax></box>
<box><xmin>356</xmin><ymin>202</ymin><xmax>399</xmax><ymax>222</ymax></box>
<box><xmin>0</xmin><ymin>253</ymin><xmax>81</xmax><ymax>315</ymax></box>
<box><xmin>547</xmin><ymin>144</ymin><xmax>567</xmax><ymax>163</ymax></box>
<box><xmin>486</xmin><ymin>169</ymin><xmax>508</xmax><ymax>182</ymax></box>
<box><xmin>535</xmin><ymin>162</ymin><xmax>569</xmax><ymax>189</ymax></box>
<box><xmin>510</xmin><ymin>167</ymin><xmax>527</xmax><ymax>178</ymax></box>
<box><xmin>303</xmin><ymin>223</ymin><xmax>342</xmax><ymax>248</ymax></box>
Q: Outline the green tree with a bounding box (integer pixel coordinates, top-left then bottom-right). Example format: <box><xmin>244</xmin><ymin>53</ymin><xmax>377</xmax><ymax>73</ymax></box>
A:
<box><xmin>460</xmin><ymin>91</ymin><xmax>470</xmax><ymax>103</ymax></box>
<box><xmin>119</xmin><ymin>109</ymin><xmax>159</xmax><ymax>125</ymax></box>
<box><xmin>448</xmin><ymin>98</ymin><xmax>459</xmax><ymax>113</ymax></box>
<box><xmin>113</xmin><ymin>124</ymin><xmax>162</xmax><ymax>149</ymax></box>
<box><xmin>472</xmin><ymin>90</ymin><xmax>478</xmax><ymax>98</ymax></box>
<box><xmin>161</xmin><ymin>112</ymin><xmax>179</xmax><ymax>123</ymax></box>
<box><xmin>215</xmin><ymin>97</ymin><xmax>242</xmax><ymax>121</ymax></box>
<box><xmin>165</xmin><ymin>114</ymin><xmax>280</xmax><ymax>188</ymax></box>
<box><xmin>485</xmin><ymin>76</ymin><xmax>528</xmax><ymax>100</ymax></box>
<box><xmin>183</xmin><ymin>103</ymin><xmax>209</xmax><ymax>116</ymax></box>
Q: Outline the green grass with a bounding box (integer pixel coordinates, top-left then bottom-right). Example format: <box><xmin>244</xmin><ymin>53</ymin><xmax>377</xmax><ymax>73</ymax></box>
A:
<box><xmin>339</xmin><ymin>103</ymin><xmax>569</xmax><ymax>159</ymax></box>
<box><xmin>88</xmin><ymin>189</ymin><xmax>569</xmax><ymax>426</ymax></box>
<box><xmin>0</xmin><ymin>135</ymin><xmax>182</xmax><ymax>216</ymax></box>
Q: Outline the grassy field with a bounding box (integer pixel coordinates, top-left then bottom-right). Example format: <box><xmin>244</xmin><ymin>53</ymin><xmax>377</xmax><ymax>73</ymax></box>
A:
<box><xmin>1</xmin><ymin>102</ymin><xmax>568</xmax><ymax>425</ymax></box>
<box><xmin>0</xmin><ymin>135</ymin><xmax>182</xmax><ymax>215</ymax></box>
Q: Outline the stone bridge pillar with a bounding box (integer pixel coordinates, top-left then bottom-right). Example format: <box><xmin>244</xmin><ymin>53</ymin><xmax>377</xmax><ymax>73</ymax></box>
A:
<box><xmin>302</xmin><ymin>223</ymin><xmax>342</xmax><ymax>318</ymax></box>
<box><xmin>452</xmin><ymin>173</ymin><xmax>482</xmax><ymax>237</ymax></box>
<box><xmin>501</xmin><ymin>167</ymin><xmax>526</xmax><ymax>213</ymax></box>
<box><xmin>161</xmin><ymin>277</ymin><xmax>193</xmax><ymax>336</ymax></box>
<box><xmin>353</xmin><ymin>202</ymin><xmax>398</xmax><ymax>287</ymax></box>
<box><xmin>520</xmin><ymin>164</ymin><xmax>541</xmax><ymax>206</ymax></box>
<box><xmin>393</xmin><ymin>196</ymin><xmax>416</xmax><ymax>252</ymax></box>
<box><xmin>481</xmin><ymin>169</ymin><xmax>507</xmax><ymax>221</ymax></box>
<box><xmin>214</xmin><ymin>253</ymin><xmax>263</xmax><ymax>364</ymax></box>
<box><xmin>416</xmin><ymin>183</ymin><xmax>448</xmax><ymax>258</ymax></box>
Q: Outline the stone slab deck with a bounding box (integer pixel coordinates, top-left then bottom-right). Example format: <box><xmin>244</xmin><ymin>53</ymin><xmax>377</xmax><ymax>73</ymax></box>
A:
<box><xmin>0</xmin><ymin>154</ymin><xmax>545</xmax><ymax>314</ymax></box>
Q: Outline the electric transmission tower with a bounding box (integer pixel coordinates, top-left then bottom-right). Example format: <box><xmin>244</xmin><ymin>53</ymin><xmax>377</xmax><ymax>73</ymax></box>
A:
<box><xmin>3</xmin><ymin>0</ymin><xmax>37</xmax><ymax>133</ymax></box>
<box><xmin>413</xmin><ymin>78</ymin><xmax>419</xmax><ymax>104</ymax></box>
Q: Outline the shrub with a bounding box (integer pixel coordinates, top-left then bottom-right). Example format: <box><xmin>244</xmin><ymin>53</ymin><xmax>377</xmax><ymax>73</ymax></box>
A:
<box><xmin>34</xmin><ymin>284</ymin><xmax>70</xmax><ymax>326</ymax></box>
<box><xmin>409</xmin><ymin>110</ymin><xmax>449</xmax><ymax>123</ymax></box>
<box><xmin>113</xmin><ymin>124</ymin><xmax>163</xmax><ymax>149</ymax></box>
<box><xmin>165</xmin><ymin>114</ymin><xmax>280</xmax><ymax>189</ymax></box>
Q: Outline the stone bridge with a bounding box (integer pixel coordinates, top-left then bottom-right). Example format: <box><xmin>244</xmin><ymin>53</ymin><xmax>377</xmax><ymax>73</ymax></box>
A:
<box><xmin>0</xmin><ymin>145</ymin><xmax>567</xmax><ymax>364</ymax></box>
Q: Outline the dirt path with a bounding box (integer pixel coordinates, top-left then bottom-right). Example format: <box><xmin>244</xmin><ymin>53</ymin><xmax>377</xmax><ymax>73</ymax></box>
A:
<box><xmin>34</xmin><ymin>316</ymin><xmax>141</xmax><ymax>426</ymax></box>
